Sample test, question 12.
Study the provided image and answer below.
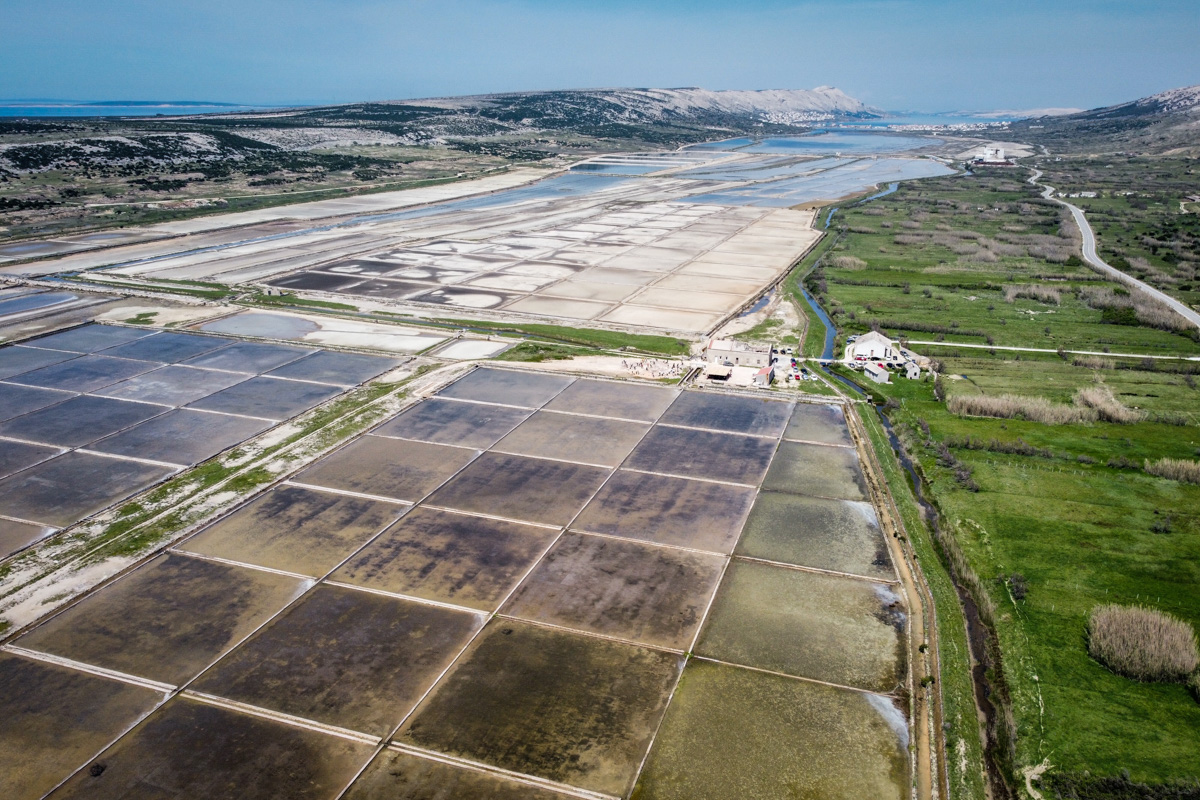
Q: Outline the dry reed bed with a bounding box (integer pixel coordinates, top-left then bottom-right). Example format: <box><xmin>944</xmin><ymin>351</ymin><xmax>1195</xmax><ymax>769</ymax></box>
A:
<box><xmin>946</xmin><ymin>385</ymin><xmax>1142</xmax><ymax>425</ymax></box>
<box><xmin>947</xmin><ymin>394</ymin><xmax>1095</xmax><ymax>425</ymax></box>
<box><xmin>1004</xmin><ymin>284</ymin><xmax>1062</xmax><ymax>305</ymax></box>
<box><xmin>828</xmin><ymin>255</ymin><xmax>867</xmax><ymax>270</ymax></box>
<box><xmin>1144</xmin><ymin>458</ymin><xmax>1200</xmax><ymax>485</ymax></box>
<box><xmin>1072</xmin><ymin>355</ymin><xmax>1115</xmax><ymax>369</ymax></box>
<box><xmin>1074</xmin><ymin>385</ymin><xmax>1147</xmax><ymax>424</ymax></box>
<box><xmin>1087</xmin><ymin>605</ymin><xmax>1199</xmax><ymax>682</ymax></box>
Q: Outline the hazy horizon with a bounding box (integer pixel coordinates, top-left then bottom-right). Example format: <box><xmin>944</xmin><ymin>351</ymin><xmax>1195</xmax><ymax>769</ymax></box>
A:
<box><xmin>0</xmin><ymin>94</ymin><xmax>1090</xmax><ymax>115</ymax></box>
<box><xmin>2</xmin><ymin>0</ymin><xmax>1198</xmax><ymax>112</ymax></box>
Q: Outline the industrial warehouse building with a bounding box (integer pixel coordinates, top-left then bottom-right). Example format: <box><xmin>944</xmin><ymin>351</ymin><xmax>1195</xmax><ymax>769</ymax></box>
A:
<box><xmin>704</xmin><ymin>338</ymin><xmax>775</xmax><ymax>367</ymax></box>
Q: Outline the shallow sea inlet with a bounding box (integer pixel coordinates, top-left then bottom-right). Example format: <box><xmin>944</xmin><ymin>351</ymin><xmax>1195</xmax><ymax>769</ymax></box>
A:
<box><xmin>2</xmin><ymin>367</ymin><xmax>910</xmax><ymax>800</ymax></box>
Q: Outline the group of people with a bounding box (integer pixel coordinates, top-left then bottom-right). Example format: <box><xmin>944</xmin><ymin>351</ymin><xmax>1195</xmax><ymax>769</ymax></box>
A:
<box><xmin>620</xmin><ymin>358</ymin><xmax>683</xmax><ymax>379</ymax></box>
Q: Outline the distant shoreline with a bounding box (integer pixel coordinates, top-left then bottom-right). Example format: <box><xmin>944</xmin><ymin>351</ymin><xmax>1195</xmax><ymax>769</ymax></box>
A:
<box><xmin>0</xmin><ymin>102</ymin><xmax>287</xmax><ymax>118</ymax></box>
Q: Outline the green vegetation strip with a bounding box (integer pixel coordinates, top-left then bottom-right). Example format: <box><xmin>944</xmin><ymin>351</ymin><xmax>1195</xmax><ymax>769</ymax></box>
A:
<box><xmin>809</xmin><ymin>174</ymin><xmax>1200</xmax><ymax>356</ymax></box>
<box><xmin>246</xmin><ymin>292</ymin><xmax>358</xmax><ymax>311</ymax></box>
<box><xmin>857</xmin><ymin>402</ymin><xmax>988</xmax><ymax>800</ymax></box>
<box><xmin>64</xmin><ymin>273</ymin><xmax>233</xmax><ymax>300</ymax></box>
<box><xmin>496</xmin><ymin>341</ymin><xmax>592</xmax><ymax>362</ymax></box>
<box><xmin>790</xmin><ymin>223</ymin><xmax>840</xmax><ymax>360</ymax></box>
<box><xmin>434</xmin><ymin>317</ymin><xmax>689</xmax><ymax>355</ymax></box>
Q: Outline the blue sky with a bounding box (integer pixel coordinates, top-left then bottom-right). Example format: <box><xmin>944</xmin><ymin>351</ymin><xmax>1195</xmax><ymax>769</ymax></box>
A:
<box><xmin>2</xmin><ymin>0</ymin><xmax>1197</xmax><ymax>111</ymax></box>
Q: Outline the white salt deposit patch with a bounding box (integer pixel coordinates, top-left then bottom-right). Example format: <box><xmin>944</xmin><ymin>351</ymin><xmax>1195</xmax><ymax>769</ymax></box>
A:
<box><xmin>547</xmin><ymin>248</ymin><xmax>632</xmax><ymax>266</ymax></box>
<box><xmin>502</xmin><ymin>262</ymin><xmax>577</xmax><ymax>279</ymax></box>
<box><xmin>575</xmin><ymin>267</ymin><xmax>661</xmax><ymax>286</ymax></box>
<box><xmin>845</xmin><ymin>500</ymin><xmax>880</xmax><ymax>529</ymax></box>
<box><xmin>432</xmin><ymin>339</ymin><xmax>512</xmax><ymax>360</ymax></box>
<box><xmin>628</xmin><ymin>287</ymin><xmax>744</xmax><ymax>313</ymax></box>
<box><xmin>504</xmin><ymin>295</ymin><xmax>614</xmax><ymax>320</ymax></box>
<box><xmin>601</xmin><ymin>304</ymin><xmax>723</xmax><ymax>332</ymax></box>
<box><xmin>422</xmin><ymin>290</ymin><xmax>507</xmax><ymax>309</ymax></box>
<box><xmin>542</xmin><ymin>280</ymin><xmax>638</xmax><ymax>303</ymax></box>
<box><xmin>468</xmin><ymin>274</ymin><xmax>555</xmax><ymax>292</ymax></box>
<box><xmin>600</xmin><ymin>251</ymin><xmax>683</xmax><ymax>272</ymax></box>
<box><xmin>412</xmin><ymin>241</ymin><xmax>491</xmax><ymax>254</ymax></box>
<box><xmin>196</xmin><ymin>308</ymin><xmax>443</xmax><ymax>353</ymax></box>
<box><xmin>679</xmin><ymin>261</ymin><xmax>780</xmax><ymax>281</ymax></box>
<box><xmin>306</xmin><ymin>330</ymin><xmax>439</xmax><ymax>352</ymax></box>
<box><xmin>655</xmin><ymin>273</ymin><xmax>763</xmax><ymax>296</ymax></box>
<box><xmin>96</xmin><ymin>304</ymin><xmax>225</xmax><ymax>327</ymax></box>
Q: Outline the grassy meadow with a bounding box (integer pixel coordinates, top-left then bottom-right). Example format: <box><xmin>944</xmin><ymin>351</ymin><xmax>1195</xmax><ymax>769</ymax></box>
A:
<box><xmin>812</xmin><ymin>170</ymin><xmax>1200</xmax><ymax>792</ymax></box>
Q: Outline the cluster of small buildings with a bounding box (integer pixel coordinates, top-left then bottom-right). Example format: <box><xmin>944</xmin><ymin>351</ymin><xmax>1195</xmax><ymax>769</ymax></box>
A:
<box><xmin>700</xmin><ymin>338</ymin><xmax>824</xmax><ymax>389</ymax></box>
<box><xmin>843</xmin><ymin>331</ymin><xmax>928</xmax><ymax>384</ymax></box>
<box><xmin>699</xmin><ymin>331</ymin><xmax>929</xmax><ymax>390</ymax></box>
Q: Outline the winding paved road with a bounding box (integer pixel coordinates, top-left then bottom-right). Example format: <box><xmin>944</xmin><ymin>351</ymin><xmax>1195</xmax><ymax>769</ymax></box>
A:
<box><xmin>1029</xmin><ymin>169</ymin><xmax>1200</xmax><ymax>330</ymax></box>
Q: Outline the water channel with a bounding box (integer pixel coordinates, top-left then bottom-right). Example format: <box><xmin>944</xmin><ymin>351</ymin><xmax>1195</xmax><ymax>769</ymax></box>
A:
<box><xmin>800</xmin><ymin>192</ymin><xmax>1009</xmax><ymax>799</ymax></box>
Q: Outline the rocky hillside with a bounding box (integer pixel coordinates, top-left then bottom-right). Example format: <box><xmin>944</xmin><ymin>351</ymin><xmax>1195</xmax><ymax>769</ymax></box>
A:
<box><xmin>412</xmin><ymin>86</ymin><xmax>878</xmax><ymax>125</ymax></box>
<box><xmin>1</xmin><ymin>85</ymin><xmax>876</xmax><ymax>179</ymax></box>
<box><xmin>0</xmin><ymin>85</ymin><xmax>874</xmax><ymax>237</ymax></box>
<box><xmin>188</xmin><ymin>86</ymin><xmax>878</xmax><ymax>148</ymax></box>
<box><xmin>1009</xmin><ymin>84</ymin><xmax>1200</xmax><ymax>155</ymax></box>
<box><xmin>1079</xmin><ymin>84</ymin><xmax>1200</xmax><ymax>119</ymax></box>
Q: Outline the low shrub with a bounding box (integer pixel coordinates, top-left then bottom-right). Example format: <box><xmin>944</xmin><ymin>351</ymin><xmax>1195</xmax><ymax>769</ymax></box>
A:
<box><xmin>931</xmin><ymin>441</ymin><xmax>980</xmax><ymax>491</ymax></box>
<box><xmin>943</xmin><ymin>434</ymin><xmax>1056</xmax><ymax>459</ymax></box>
<box><xmin>1087</xmin><ymin>604</ymin><xmax>1199</xmax><ymax>682</ymax></box>
<box><xmin>868</xmin><ymin>318</ymin><xmax>988</xmax><ymax>338</ymax></box>
<box><xmin>1072</xmin><ymin>355</ymin><xmax>1115</xmax><ymax>370</ymax></box>
<box><xmin>947</xmin><ymin>385</ymin><xmax>1146</xmax><ymax>426</ymax></box>
<box><xmin>828</xmin><ymin>255</ymin><xmax>867</xmax><ymax>270</ymax></box>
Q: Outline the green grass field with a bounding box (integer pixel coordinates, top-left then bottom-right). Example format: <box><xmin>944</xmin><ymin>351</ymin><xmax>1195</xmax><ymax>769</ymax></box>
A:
<box><xmin>882</xmin><ymin>375</ymin><xmax>1200</xmax><ymax>782</ymax></box>
<box><xmin>817</xmin><ymin>170</ymin><xmax>1200</xmax><ymax>792</ymax></box>
<box><xmin>808</xmin><ymin>173</ymin><xmax>1199</xmax><ymax>358</ymax></box>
